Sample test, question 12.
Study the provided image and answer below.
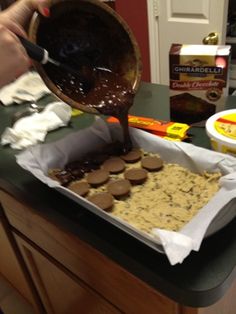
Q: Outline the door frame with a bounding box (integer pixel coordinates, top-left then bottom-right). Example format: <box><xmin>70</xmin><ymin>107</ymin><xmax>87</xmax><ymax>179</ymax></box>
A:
<box><xmin>147</xmin><ymin>0</ymin><xmax>160</xmax><ymax>83</ymax></box>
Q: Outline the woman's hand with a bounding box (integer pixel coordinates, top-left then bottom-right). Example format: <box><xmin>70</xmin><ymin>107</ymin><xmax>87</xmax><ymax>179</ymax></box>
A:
<box><xmin>0</xmin><ymin>24</ymin><xmax>31</xmax><ymax>87</ymax></box>
<box><xmin>0</xmin><ymin>0</ymin><xmax>50</xmax><ymax>37</ymax></box>
<box><xmin>0</xmin><ymin>0</ymin><xmax>50</xmax><ymax>88</ymax></box>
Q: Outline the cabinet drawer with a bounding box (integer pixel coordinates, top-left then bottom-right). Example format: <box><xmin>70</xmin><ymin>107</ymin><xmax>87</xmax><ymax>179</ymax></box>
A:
<box><xmin>0</xmin><ymin>190</ymin><xmax>178</xmax><ymax>314</ymax></box>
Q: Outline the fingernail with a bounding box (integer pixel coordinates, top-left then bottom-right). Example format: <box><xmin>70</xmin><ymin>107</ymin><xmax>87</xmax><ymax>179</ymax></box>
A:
<box><xmin>42</xmin><ymin>7</ymin><xmax>50</xmax><ymax>17</ymax></box>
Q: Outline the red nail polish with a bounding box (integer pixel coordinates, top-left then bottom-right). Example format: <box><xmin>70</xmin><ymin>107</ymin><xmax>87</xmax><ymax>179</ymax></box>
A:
<box><xmin>43</xmin><ymin>7</ymin><xmax>50</xmax><ymax>17</ymax></box>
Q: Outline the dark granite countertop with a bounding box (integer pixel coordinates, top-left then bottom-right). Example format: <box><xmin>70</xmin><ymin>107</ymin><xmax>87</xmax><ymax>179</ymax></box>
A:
<box><xmin>0</xmin><ymin>81</ymin><xmax>236</xmax><ymax>308</ymax></box>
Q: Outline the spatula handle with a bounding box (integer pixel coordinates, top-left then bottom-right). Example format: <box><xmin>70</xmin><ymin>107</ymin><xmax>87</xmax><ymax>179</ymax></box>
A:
<box><xmin>17</xmin><ymin>35</ymin><xmax>49</xmax><ymax>64</ymax></box>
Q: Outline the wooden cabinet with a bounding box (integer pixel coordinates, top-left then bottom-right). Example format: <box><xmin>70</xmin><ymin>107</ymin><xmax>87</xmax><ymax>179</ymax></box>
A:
<box><xmin>1</xmin><ymin>189</ymin><xmax>236</xmax><ymax>314</ymax></box>
<box><xmin>0</xmin><ymin>190</ymin><xmax>178</xmax><ymax>314</ymax></box>
<box><xmin>15</xmin><ymin>235</ymin><xmax>121</xmax><ymax>314</ymax></box>
<box><xmin>0</xmin><ymin>208</ymin><xmax>37</xmax><ymax>309</ymax></box>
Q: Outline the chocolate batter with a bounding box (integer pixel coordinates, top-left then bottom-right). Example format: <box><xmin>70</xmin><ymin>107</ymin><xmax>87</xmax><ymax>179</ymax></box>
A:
<box><xmin>37</xmin><ymin>2</ymin><xmax>138</xmax><ymax>152</ymax></box>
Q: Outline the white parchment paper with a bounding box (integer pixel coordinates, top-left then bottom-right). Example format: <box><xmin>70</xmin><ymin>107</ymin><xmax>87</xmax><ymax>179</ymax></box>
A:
<box><xmin>16</xmin><ymin>118</ymin><xmax>236</xmax><ymax>265</ymax></box>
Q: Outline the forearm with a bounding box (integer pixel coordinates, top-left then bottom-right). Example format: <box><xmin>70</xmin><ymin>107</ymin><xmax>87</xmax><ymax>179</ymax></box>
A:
<box><xmin>0</xmin><ymin>0</ymin><xmax>50</xmax><ymax>88</ymax></box>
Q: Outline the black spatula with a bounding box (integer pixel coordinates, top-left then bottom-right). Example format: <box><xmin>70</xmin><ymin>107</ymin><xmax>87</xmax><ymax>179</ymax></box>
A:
<box><xmin>18</xmin><ymin>35</ymin><xmax>93</xmax><ymax>83</ymax></box>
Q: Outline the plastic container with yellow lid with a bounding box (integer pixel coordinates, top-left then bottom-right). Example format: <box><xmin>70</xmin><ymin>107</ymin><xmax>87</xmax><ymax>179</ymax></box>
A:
<box><xmin>206</xmin><ymin>109</ymin><xmax>236</xmax><ymax>156</ymax></box>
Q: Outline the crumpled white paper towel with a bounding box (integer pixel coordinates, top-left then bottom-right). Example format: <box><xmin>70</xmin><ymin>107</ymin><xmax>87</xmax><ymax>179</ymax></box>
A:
<box><xmin>16</xmin><ymin>118</ymin><xmax>236</xmax><ymax>264</ymax></box>
<box><xmin>0</xmin><ymin>71</ymin><xmax>51</xmax><ymax>106</ymax></box>
<box><xmin>1</xmin><ymin>102</ymin><xmax>72</xmax><ymax>149</ymax></box>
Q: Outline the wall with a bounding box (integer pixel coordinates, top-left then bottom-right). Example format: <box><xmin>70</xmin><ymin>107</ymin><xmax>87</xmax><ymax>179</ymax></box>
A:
<box><xmin>115</xmin><ymin>0</ymin><xmax>151</xmax><ymax>82</ymax></box>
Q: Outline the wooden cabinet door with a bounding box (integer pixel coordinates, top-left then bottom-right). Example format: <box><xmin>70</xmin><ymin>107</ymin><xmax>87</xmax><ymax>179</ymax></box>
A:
<box><xmin>0</xmin><ymin>219</ymin><xmax>34</xmax><ymax>306</ymax></box>
<box><xmin>15</xmin><ymin>234</ymin><xmax>121</xmax><ymax>314</ymax></box>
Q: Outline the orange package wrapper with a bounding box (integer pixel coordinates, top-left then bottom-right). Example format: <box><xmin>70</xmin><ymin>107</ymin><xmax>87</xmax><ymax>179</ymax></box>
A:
<box><xmin>107</xmin><ymin>115</ymin><xmax>190</xmax><ymax>141</ymax></box>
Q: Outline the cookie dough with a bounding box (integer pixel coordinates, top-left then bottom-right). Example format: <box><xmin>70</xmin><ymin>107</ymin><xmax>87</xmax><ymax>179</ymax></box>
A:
<box><xmin>89</xmin><ymin>153</ymin><xmax>221</xmax><ymax>234</ymax></box>
<box><xmin>49</xmin><ymin>148</ymin><xmax>221</xmax><ymax>236</ymax></box>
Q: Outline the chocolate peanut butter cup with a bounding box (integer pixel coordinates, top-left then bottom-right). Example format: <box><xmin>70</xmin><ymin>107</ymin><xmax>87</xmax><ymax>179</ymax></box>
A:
<box><xmin>141</xmin><ymin>156</ymin><xmax>163</xmax><ymax>171</ymax></box>
<box><xmin>107</xmin><ymin>179</ymin><xmax>131</xmax><ymax>198</ymax></box>
<box><xmin>68</xmin><ymin>181</ymin><xmax>90</xmax><ymax>196</ymax></box>
<box><xmin>124</xmin><ymin>168</ymin><xmax>148</xmax><ymax>185</ymax></box>
<box><xmin>87</xmin><ymin>192</ymin><xmax>114</xmax><ymax>212</ymax></box>
<box><xmin>102</xmin><ymin>157</ymin><xmax>126</xmax><ymax>174</ymax></box>
<box><xmin>86</xmin><ymin>169</ymin><xmax>109</xmax><ymax>187</ymax></box>
<box><xmin>120</xmin><ymin>149</ymin><xmax>142</xmax><ymax>163</ymax></box>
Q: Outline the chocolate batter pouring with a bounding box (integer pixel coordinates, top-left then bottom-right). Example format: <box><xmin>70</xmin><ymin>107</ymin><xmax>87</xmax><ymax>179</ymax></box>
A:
<box><xmin>36</xmin><ymin>2</ymin><xmax>140</xmax><ymax>152</ymax></box>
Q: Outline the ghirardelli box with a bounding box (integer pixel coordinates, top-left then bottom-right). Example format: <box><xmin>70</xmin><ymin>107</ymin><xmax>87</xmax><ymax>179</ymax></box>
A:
<box><xmin>169</xmin><ymin>44</ymin><xmax>231</xmax><ymax>124</ymax></box>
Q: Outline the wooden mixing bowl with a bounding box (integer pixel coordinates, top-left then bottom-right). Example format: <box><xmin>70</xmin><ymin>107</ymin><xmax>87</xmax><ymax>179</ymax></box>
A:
<box><xmin>28</xmin><ymin>0</ymin><xmax>142</xmax><ymax>114</ymax></box>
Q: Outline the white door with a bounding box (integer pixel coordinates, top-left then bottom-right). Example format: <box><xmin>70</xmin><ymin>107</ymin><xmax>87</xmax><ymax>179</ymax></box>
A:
<box><xmin>147</xmin><ymin>0</ymin><xmax>229</xmax><ymax>85</ymax></box>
